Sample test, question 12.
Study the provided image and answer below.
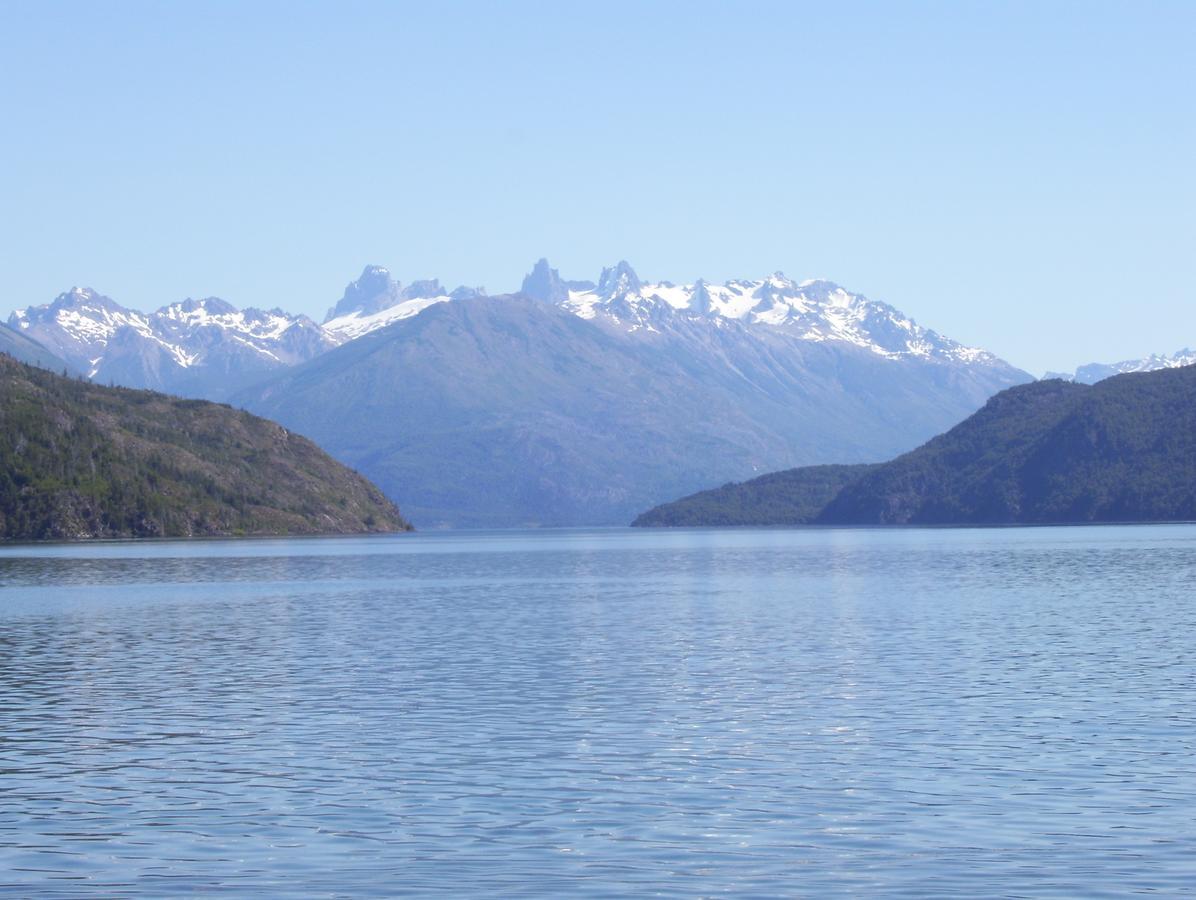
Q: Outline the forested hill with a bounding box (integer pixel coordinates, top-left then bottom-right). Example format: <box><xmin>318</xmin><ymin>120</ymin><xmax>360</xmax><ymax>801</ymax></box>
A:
<box><xmin>632</xmin><ymin>464</ymin><xmax>878</xmax><ymax>527</ymax></box>
<box><xmin>635</xmin><ymin>365</ymin><xmax>1196</xmax><ymax>527</ymax></box>
<box><xmin>0</xmin><ymin>354</ymin><xmax>411</xmax><ymax>540</ymax></box>
<box><xmin>819</xmin><ymin>367</ymin><xmax>1196</xmax><ymax>524</ymax></box>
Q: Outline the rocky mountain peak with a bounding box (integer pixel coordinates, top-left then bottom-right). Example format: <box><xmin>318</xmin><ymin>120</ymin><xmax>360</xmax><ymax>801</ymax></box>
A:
<box><xmin>165</xmin><ymin>297</ymin><xmax>239</xmax><ymax>317</ymax></box>
<box><xmin>689</xmin><ymin>278</ymin><xmax>713</xmax><ymax>315</ymax></box>
<box><xmin>328</xmin><ymin>265</ymin><xmax>402</xmax><ymax>321</ymax></box>
<box><xmin>521</xmin><ymin>258</ymin><xmax>569</xmax><ymax>304</ymax></box>
<box><xmin>47</xmin><ymin>286</ymin><xmax>121</xmax><ymax>314</ymax></box>
<box><xmin>597</xmin><ymin>260</ymin><xmax>642</xmax><ymax>298</ymax></box>
<box><xmin>400</xmin><ymin>279</ymin><xmax>445</xmax><ymax>301</ymax></box>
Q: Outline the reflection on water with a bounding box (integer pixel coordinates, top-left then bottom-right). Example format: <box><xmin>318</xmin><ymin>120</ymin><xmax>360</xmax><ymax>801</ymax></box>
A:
<box><xmin>2</xmin><ymin>526</ymin><xmax>1195</xmax><ymax>894</ymax></box>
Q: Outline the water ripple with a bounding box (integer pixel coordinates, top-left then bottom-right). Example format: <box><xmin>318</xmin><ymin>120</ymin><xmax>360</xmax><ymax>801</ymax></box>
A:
<box><xmin>1</xmin><ymin>525</ymin><xmax>1195</xmax><ymax>894</ymax></box>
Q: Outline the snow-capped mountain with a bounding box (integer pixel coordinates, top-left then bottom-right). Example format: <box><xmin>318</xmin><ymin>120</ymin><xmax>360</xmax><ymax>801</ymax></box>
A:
<box><xmin>520</xmin><ymin>258</ymin><xmax>993</xmax><ymax>365</ymax></box>
<box><xmin>8</xmin><ymin>287</ymin><xmax>335</xmax><ymax>399</ymax></box>
<box><xmin>322</xmin><ymin>258</ymin><xmax>1001</xmax><ymax>368</ymax></box>
<box><xmin>322</xmin><ymin>266</ymin><xmax>485</xmax><ymax>341</ymax></box>
<box><xmin>7</xmin><ymin>259</ymin><xmax>1032</xmax><ymax>526</ymax></box>
<box><xmin>1047</xmin><ymin>348</ymin><xmax>1196</xmax><ymax>385</ymax></box>
<box><xmin>234</xmin><ymin>260</ymin><xmax>1031</xmax><ymax>528</ymax></box>
<box><xmin>8</xmin><ymin>259</ymin><xmax>1011</xmax><ymax>400</ymax></box>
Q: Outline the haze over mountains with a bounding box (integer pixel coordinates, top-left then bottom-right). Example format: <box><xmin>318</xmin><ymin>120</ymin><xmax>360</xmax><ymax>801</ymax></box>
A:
<box><xmin>1046</xmin><ymin>348</ymin><xmax>1196</xmax><ymax>385</ymax></box>
<box><xmin>7</xmin><ymin>259</ymin><xmax>1047</xmax><ymax>526</ymax></box>
<box><xmin>9</xmin><ymin>289</ymin><xmax>337</xmax><ymax>400</ymax></box>
<box><xmin>234</xmin><ymin>261</ymin><xmax>1030</xmax><ymax>526</ymax></box>
<box><xmin>637</xmin><ymin>364</ymin><xmax>1196</xmax><ymax>527</ymax></box>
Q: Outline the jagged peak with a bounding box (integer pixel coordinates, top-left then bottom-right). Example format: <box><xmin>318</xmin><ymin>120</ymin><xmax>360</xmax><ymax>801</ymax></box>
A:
<box><xmin>597</xmin><ymin>260</ymin><xmax>642</xmax><ymax>297</ymax></box>
<box><xmin>450</xmin><ymin>285</ymin><xmax>486</xmax><ymax>301</ymax></box>
<box><xmin>521</xmin><ymin>257</ymin><xmax>569</xmax><ymax>303</ymax></box>
<box><xmin>49</xmin><ymin>286</ymin><xmax>119</xmax><ymax>311</ymax></box>
<box><xmin>400</xmin><ymin>279</ymin><xmax>444</xmax><ymax>301</ymax></box>
<box><xmin>327</xmin><ymin>264</ymin><xmax>403</xmax><ymax>321</ymax></box>
<box><xmin>161</xmin><ymin>296</ymin><xmax>239</xmax><ymax>317</ymax></box>
<box><xmin>689</xmin><ymin>278</ymin><xmax>713</xmax><ymax>315</ymax></box>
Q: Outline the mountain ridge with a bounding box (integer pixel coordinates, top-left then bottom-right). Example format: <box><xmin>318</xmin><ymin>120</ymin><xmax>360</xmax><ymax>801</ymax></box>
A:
<box><xmin>235</xmin><ymin>291</ymin><xmax>1029</xmax><ymax>527</ymax></box>
<box><xmin>1046</xmin><ymin>347</ymin><xmax>1196</xmax><ymax>384</ymax></box>
<box><xmin>9</xmin><ymin>259</ymin><xmax>1026</xmax><ymax>398</ymax></box>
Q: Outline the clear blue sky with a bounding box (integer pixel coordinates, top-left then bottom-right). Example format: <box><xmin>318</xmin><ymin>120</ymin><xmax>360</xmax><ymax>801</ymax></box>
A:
<box><xmin>1</xmin><ymin>0</ymin><xmax>1192</xmax><ymax>374</ymax></box>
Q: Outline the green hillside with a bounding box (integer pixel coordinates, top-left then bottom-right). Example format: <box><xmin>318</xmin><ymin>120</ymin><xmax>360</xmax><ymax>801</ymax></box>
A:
<box><xmin>635</xmin><ymin>366</ymin><xmax>1196</xmax><ymax>527</ymax></box>
<box><xmin>632</xmin><ymin>464</ymin><xmax>877</xmax><ymax>526</ymax></box>
<box><xmin>0</xmin><ymin>353</ymin><xmax>411</xmax><ymax>540</ymax></box>
<box><xmin>821</xmin><ymin>368</ymin><xmax>1196</xmax><ymax>524</ymax></box>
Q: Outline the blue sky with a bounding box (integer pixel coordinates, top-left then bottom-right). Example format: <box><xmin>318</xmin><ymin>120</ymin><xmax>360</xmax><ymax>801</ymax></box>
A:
<box><xmin>1</xmin><ymin>0</ymin><xmax>1192</xmax><ymax>374</ymax></box>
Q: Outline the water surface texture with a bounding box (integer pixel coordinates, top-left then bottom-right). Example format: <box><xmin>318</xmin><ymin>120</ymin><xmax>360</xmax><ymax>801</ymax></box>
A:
<box><xmin>2</xmin><ymin>526</ymin><xmax>1195</xmax><ymax>895</ymax></box>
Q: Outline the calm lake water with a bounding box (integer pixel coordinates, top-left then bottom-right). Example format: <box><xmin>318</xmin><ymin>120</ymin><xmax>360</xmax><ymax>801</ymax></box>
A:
<box><xmin>1</xmin><ymin>525</ymin><xmax>1194</xmax><ymax>896</ymax></box>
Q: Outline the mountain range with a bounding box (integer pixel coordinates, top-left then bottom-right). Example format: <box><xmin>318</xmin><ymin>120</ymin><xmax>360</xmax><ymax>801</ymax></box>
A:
<box><xmin>8</xmin><ymin>260</ymin><xmax>1034</xmax><ymax>526</ymax></box>
<box><xmin>9</xmin><ymin>289</ymin><xmax>337</xmax><ymax>400</ymax></box>
<box><xmin>1045</xmin><ymin>348</ymin><xmax>1196</xmax><ymax>384</ymax></box>
<box><xmin>635</xmin><ymin>365</ymin><xmax>1196</xmax><ymax>527</ymax></box>
<box><xmin>233</xmin><ymin>262</ymin><xmax>1030</xmax><ymax>526</ymax></box>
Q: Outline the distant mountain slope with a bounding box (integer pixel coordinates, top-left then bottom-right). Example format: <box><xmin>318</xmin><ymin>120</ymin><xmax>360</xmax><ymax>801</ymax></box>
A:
<box><xmin>1047</xmin><ymin>348</ymin><xmax>1196</xmax><ymax>384</ymax></box>
<box><xmin>0</xmin><ymin>323</ymin><xmax>76</xmax><ymax>373</ymax></box>
<box><xmin>9</xmin><ymin>288</ymin><xmax>336</xmax><ymax>399</ymax></box>
<box><xmin>632</xmin><ymin>464</ymin><xmax>879</xmax><ymax>527</ymax></box>
<box><xmin>236</xmin><ymin>289</ymin><xmax>1028</xmax><ymax>528</ymax></box>
<box><xmin>635</xmin><ymin>366</ymin><xmax>1196</xmax><ymax>527</ymax></box>
<box><xmin>0</xmin><ymin>355</ymin><xmax>410</xmax><ymax>540</ymax></box>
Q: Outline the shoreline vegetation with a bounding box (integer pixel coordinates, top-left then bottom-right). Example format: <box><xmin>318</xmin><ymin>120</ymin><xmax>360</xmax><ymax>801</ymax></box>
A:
<box><xmin>0</xmin><ymin>354</ymin><xmax>412</xmax><ymax>541</ymax></box>
<box><xmin>636</xmin><ymin>365</ymin><xmax>1196</xmax><ymax>528</ymax></box>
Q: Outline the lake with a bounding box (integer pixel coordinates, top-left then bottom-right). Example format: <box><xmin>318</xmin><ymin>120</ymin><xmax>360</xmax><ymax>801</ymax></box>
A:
<box><xmin>1</xmin><ymin>525</ymin><xmax>1194</xmax><ymax>895</ymax></box>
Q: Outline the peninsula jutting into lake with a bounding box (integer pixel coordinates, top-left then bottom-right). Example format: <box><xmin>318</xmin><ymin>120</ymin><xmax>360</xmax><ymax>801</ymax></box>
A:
<box><xmin>0</xmin><ymin>354</ymin><xmax>410</xmax><ymax>540</ymax></box>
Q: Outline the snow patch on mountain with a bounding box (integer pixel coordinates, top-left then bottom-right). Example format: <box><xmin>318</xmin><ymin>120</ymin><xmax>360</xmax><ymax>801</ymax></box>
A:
<box><xmin>1050</xmin><ymin>348</ymin><xmax>1196</xmax><ymax>384</ymax></box>
<box><xmin>541</xmin><ymin>262</ymin><xmax>991</xmax><ymax>364</ymax></box>
<box><xmin>8</xmin><ymin>287</ymin><xmax>336</xmax><ymax>388</ymax></box>
<box><xmin>322</xmin><ymin>265</ymin><xmax>484</xmax><ymax>340</ymax></box>
<box><xmin>324</xmin><ymin>295</ymin><xmax>453</xmax><ymax>340</ymax></box>
<box><xmin>7</xmin><ymin>258</ymin><xmax>1018</xmax><ymax>394</ymax></box>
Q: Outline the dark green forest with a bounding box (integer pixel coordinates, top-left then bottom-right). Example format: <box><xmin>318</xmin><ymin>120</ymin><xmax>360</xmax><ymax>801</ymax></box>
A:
<box><xmin>0</xmin><ymin>354</ymin><xmax>410</xmax><ymax>540</ymax></box>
